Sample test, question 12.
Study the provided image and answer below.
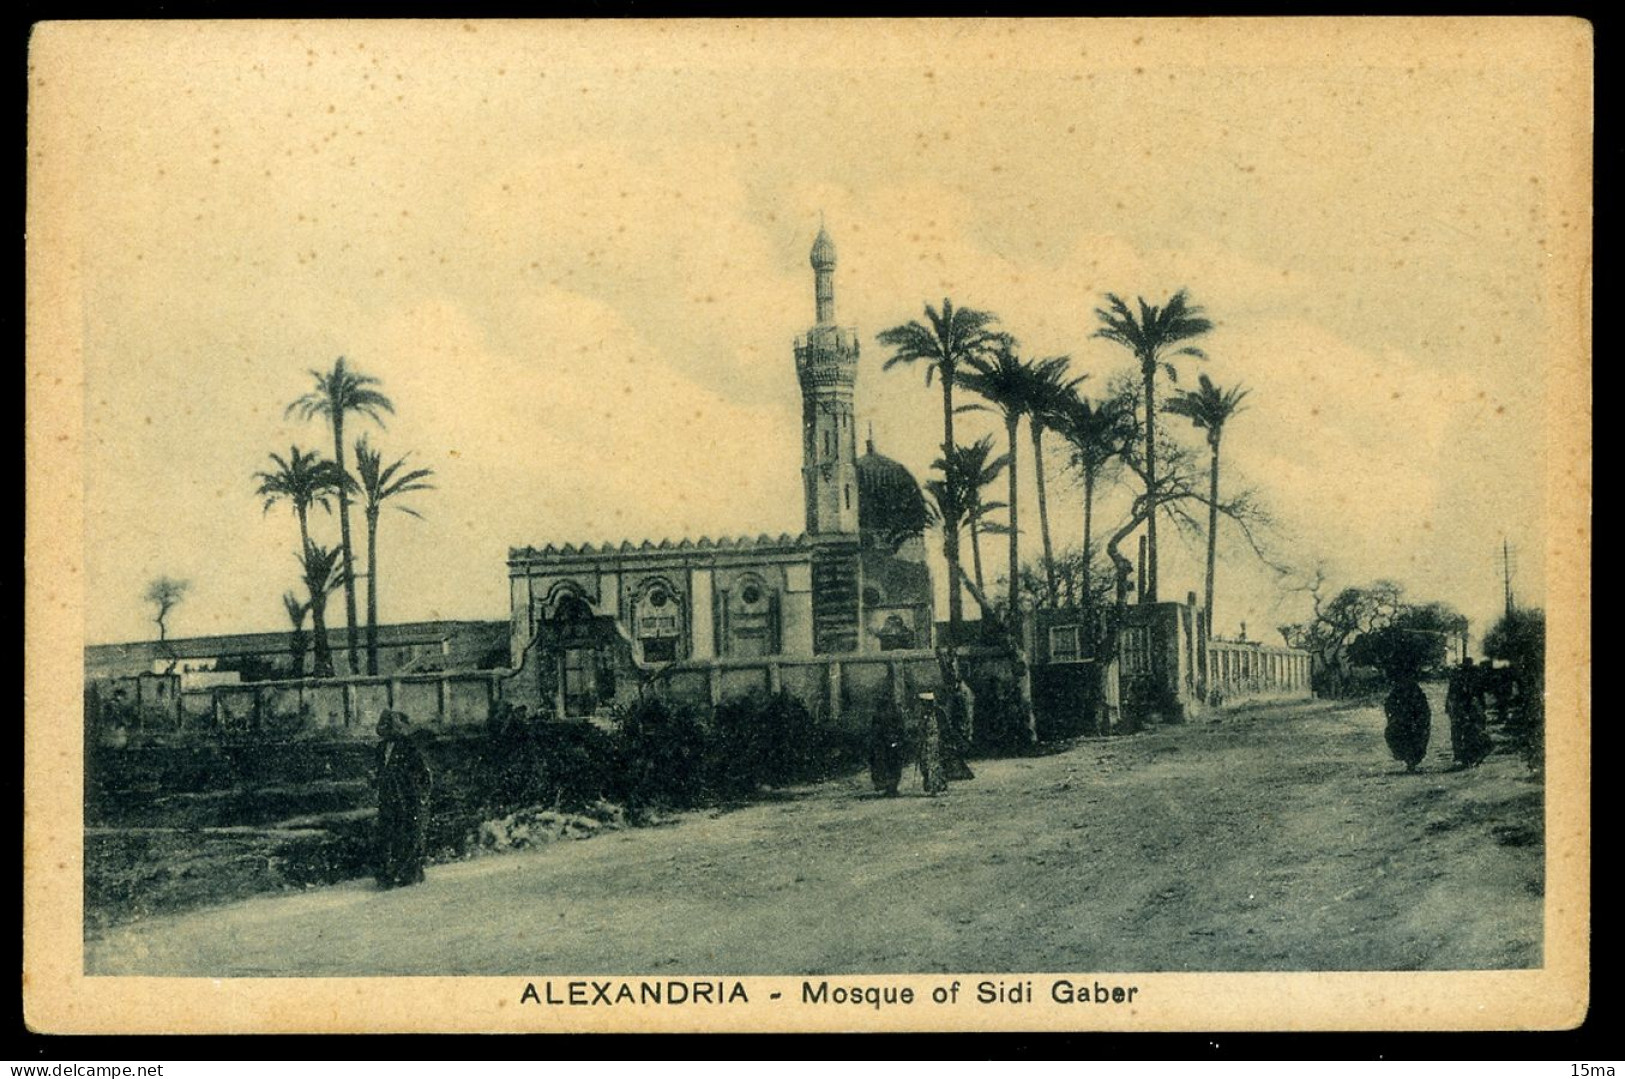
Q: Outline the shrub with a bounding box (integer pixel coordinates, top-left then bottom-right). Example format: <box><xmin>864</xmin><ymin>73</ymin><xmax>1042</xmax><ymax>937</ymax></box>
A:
<box><xmin>534</xmin><ymin>720</ymin><xmax>622</xmax><ymax>812</ymax></box>
<box><xmin>614</xmin><ymin>696</ymin><xmax>710</xmax><ymax>812</ymax></box>
<box><xmin>709</xmin><ymin>691</ymin><xmax>825</xmax><ymax>799</ymax></box>
<box><xmin>971</xmin><ymin>677</ymin><xmax>1030</xmax><ymax>752</ymax></box>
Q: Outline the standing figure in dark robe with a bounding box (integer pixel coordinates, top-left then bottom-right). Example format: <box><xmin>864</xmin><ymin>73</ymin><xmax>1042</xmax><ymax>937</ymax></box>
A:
<box><xmin>944</xmin><ymin>678</ymin><xmax>977</xmax><ymax>781</ymax></box>
<box><xmin>869</xmin><ymin>699</ymin><xmax>907</xmax><ymax>797</ymax></box>
<box><xmin>933</xmin><ymin>647</ymin><xmax>975</xmax><ymax>781</ymax></box>
<box><xmin>917</xmin><ymin>692</ymin><xmax>948</xmax><ymax>796</ymax></box>
<box><xmin>375</xmin><ymin>710</ymin><xmax>432</xmax><ymax>889</ymax></box>
<box><xmin>1383</xmin><ymin>677</ymin><xmax>1431</xmax><ymax>773</ymax></box>
<box><xmin>1446</xmin><ymin>658</ymin><xmax>1492</xmax><ymax>769</ymax></box>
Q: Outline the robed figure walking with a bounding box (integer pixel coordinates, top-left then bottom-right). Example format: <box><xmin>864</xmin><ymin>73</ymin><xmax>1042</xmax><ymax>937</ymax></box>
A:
<box><xmin>869</xmin><ymin>699</ymin><xmax>907</xmax><ymax>797</ymax></box>
<box><xmin>1383</xmin><ymin>678</ymin><xmax>1432</xmax><ymax>773</ymax></box>
<box><xmin>1445</xmin><ymin>658</ymin><xmax>1493</xmax><ymax>769</ymax></box>
<box><xmin>375</xmin><ymin>709</ymin><xmax>432</xmax><ymax>888</ymax></box>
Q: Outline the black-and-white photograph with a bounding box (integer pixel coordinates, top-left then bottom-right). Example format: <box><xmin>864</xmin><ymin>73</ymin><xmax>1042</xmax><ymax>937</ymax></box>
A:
<box><xmin>27</xmin><ymin>18</ymin><xmax>1588</xmax><ymax>1031</ymax></box>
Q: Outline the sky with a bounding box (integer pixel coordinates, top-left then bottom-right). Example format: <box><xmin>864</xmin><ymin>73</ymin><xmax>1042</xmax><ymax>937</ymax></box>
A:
<box><xmin>32</xmin><ymin>19</ymin><xmax>1588</xmax><ymax>649</ymax></box>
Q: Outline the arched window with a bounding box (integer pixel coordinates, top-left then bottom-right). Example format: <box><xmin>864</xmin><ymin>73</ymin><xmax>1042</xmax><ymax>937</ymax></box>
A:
<box><xmin>725</xmin><ymin>574</ymin><xmax>779</xmax><ymax>658</ymax></box>
<box><xmin>632</xmin><ymin>579</ymin><xmax>685</xmax><ymax>664</ymax></box>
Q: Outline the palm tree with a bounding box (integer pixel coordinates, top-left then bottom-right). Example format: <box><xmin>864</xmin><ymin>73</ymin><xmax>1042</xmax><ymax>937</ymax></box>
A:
<box><xmin>955</xmin><ymin>343</ymin><xmax>1040</xmax><ymax>623</ymax></box>
<box><xmin>254</xmin><ymin>446</ymin><xmax>346</xmax><ymax>554</ymax></box>
<box><xmin>939</xmin><ymin>436</ymin><xmax>1010</xmax><ymax>596</ymax></box>
<box><xmin>352</xmin><ymin>437</ymin><xmax>436</xmax><ymax>676</ymax></box>
<box><xmin>877</xmin><ymin>299</ymin><xmax>1003</xmax><ymax>644</ymax></box>
<box><xmin>927</xmin><ymin>451</ymin><xmax>1037</xmax><ymax>746</ymax></box>
<box><xmin>1054</xmin><ymin>390</ymin><xmax>1134</xmax><ymax>601</ymax></box>
<box><xmin>282</xmin><ymin>590</ymin><xmax>311</xmax><ymax>677</ymax></box>
<box><xmin>287</xmin><ymin>358</ymin><xmax>394</xmax><ymax>674</ymax></box>
<box><xmin>1023</xmin><ymin>356</ymin><xmax>1084</xmax><ymax>608</ymax></box>
<box><xmin>1164</xmin><ymin>373</ymin><xmax>1249</xmax><ymax>635</ymax></box>
<box><xmin>1093</xmin><ymin>291</ymin><xmax>1213</xmax><ymax>602</ymax></box>
<box><xmin>297</xmin><ymin>542</ymin><xmax>346</xmax><ymax>678</ymax></box>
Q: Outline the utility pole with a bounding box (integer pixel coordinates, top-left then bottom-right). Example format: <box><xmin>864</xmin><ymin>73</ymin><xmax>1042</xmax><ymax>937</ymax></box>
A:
<box><xmin>1502</xmin><ymin>537</ymin><xmax>1516</xmax><ymax>619</ymax></box>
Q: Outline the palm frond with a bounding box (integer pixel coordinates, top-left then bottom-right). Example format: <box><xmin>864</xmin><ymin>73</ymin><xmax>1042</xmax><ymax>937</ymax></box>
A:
<box><xmin>354</xmin><ymin>435</ymin><xmax>436</xmax><ymax>516</ymax></box>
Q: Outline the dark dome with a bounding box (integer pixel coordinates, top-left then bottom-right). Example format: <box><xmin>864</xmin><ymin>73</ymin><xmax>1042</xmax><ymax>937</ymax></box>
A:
<box><xmin>857</xmin><ymin>444</ymin><xmax>929</xmax><ymax>545</ymax></box>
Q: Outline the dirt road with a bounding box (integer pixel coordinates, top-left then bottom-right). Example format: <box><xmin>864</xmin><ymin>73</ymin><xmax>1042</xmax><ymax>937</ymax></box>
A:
<box><xmin>86</xmin><ymin>694</ymin><xmax>1543</xmax><ymax>975</ymax></box>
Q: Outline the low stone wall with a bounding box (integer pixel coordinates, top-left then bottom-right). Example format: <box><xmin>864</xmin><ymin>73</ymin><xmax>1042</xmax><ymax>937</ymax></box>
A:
<box><xmin>1205</xmin><ymin>641</ymin><xmax>1312</xmax><ymax>705</ymax></box>
<box><xmin>88</xmin><ymin>669</ymin><xmax>510</xmax><ymax>744</ymax></box>
<box><xmin>633</xmin><ymin>648</ymin><xmax>1017</xmax><ymax>736</ymax></box>
<box><xmin>88</xmin><ymin>646</ymin><xmax>1033</xmax><ymax>755</ymax></box>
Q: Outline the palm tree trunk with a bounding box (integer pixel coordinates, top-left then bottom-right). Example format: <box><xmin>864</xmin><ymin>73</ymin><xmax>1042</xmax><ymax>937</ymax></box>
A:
<box><xmin>1032</xmin><ymin>421</ymin><xmax>1056</xmax><ymax>608</ymax></box>
<box><xmin>969</xmin><ymin>516</ymin><xmax>986</xmax><ymax>594</ymax></box>
<box><xmin>1205</xmin><ymin>436</ymin><xmax>1221</xmax><ymax>636</ymax></box>
<box><xmin>366</xmin><ymin>509</ymin><xmax>380</xmax><ymax>676</ymax></box>
<box><xmin>332</xmin><ymin>413</ymin><xmax>360</xmax><ymax>674</ymax></box>
<box><xmin>960</xmin><ymin>573</ymin><xmax>1036</xmax><ymax>746</ymax></box>
<box><xmin>1005</xmin><ymin>413</ymin><xmax>1020</xmax><ymax>623</ymax></box>
<box><xmin>1141</xmin><ymin>360</ymin><xmax>1160</xmax><ymax>602</ymax></box>
<box><xmin>310</xmin><ymin>597</ymin><xmax>333</xmax><ymax>678</ymax></box>
<box><xmin>296</xmin><ymin>504</ymin><xmax>312</xmax><ymax>556</ymax></box>
<box><xmin>941</xmin><ymin>371</ymin><xmax>964</xmax><ymax>644</ymax></box>
<box><xmin>1082</xmin><ymin>465</ymin><xmax>1096</xmax><ymax>595</ymax></box>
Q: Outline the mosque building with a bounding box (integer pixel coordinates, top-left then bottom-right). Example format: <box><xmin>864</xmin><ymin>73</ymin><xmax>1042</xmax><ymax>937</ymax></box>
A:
<box><xmin>505</xmin><ymin>227</ymin><xmax>937</xmax><ymax>717</ymax></box>
<box><xmin>84</xmin><ymin>228</ymin><xmax>1314</xmax><ymax>735</ymax></box>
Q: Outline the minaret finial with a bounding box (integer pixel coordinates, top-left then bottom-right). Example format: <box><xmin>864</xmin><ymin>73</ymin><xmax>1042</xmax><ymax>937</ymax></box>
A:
<box><xmin>810</xmin><ymin>221</ymin><xmax>837</xmax><ymax>321</ymax></box>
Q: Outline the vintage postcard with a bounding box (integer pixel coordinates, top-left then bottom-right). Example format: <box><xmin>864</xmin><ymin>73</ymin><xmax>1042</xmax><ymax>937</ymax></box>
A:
<box><xmin>25</xmin><ymin>18</ymin><xmax>1591</xmax><ymax>1033</ymax></box>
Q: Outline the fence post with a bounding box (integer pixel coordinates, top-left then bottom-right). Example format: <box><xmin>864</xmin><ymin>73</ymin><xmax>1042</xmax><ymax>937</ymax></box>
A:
<box><xmin>388</xmin><ymin>678</ymin><xmax>399</xmax><ymax>710</ymax></box>
<box><xmin>437</xmin><ymin>676</ymin><xmax>448</xmax><ymax>724</ymax></box>
<box><xmin>253</xmin><ymin>686</ymin><xmax>265</xmax><ymax>733</ymax></box>
<box><xmin>343</xmin><ymin>683</ymin><xmax>357</xmax><ymax>728</ymax></box>
<box><xmin>767</xmin><ymin>662</ymin><xmax>782</xmax><ymax>695</ymax></box>
<box><xmin>708</xmin><ymin>665</ymin><xmax>722</xmax><ymax>707</ymax></box>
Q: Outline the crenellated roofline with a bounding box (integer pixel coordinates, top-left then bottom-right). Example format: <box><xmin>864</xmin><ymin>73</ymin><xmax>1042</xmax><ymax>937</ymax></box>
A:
<box><xmin>507</xmin><ymin>532</ymin><xmax>857</xmax><ymax>568</ymax></box>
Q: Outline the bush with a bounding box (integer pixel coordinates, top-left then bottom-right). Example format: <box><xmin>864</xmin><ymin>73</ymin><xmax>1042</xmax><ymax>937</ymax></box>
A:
<box><xmin>709</xmin><ymin>691</ymin><xmax>824</xmax><ymax>799</ymax></box>
<box><xmin>972</xmin><ymin>677</ymin><xmax>1031</xmax><ymax>752</ymax></box>
<box><xmin>614</xmin><ymin>696</ymin><xmax>711</xmax><ymax>811</ymax></box>
<box><xmin>1484</xmin><ymin>608</ymin><xmax>1545</xmax><ymax>769</ymax></box>
<box><xmin>535</xmin><ymin>721</ymin><xmax>623</xmax><ymax>812</ymax></box>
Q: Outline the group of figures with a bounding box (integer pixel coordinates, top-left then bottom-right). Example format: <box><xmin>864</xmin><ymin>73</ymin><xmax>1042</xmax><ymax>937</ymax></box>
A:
<box><xmin>1382</xmin><ymin>658</ymin><xmax>1496</xmax><ymax>774</ymax></box>
<box><xmin>869</xmin><ymin>686</ymin><xmax>976</xmax><ymax>797</ymax></box>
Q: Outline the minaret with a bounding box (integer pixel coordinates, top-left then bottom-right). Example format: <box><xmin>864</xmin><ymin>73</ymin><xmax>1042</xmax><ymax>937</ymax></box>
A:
<box><xmin>795</xmin><ymin>224</ymin><xmax>861</xmax><ymax>535</ymax></box>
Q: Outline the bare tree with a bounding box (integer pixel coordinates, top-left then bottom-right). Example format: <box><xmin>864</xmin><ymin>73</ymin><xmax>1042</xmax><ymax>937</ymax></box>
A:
<box><xmin>143</xmin><ymin>576</ymin><xmax>190</xmax><ymax>673</ymax></box>
<box><xmin>1278</xmin><ymin>571</ymin><xmax>1407</xmax><ymax>695</ymax></box>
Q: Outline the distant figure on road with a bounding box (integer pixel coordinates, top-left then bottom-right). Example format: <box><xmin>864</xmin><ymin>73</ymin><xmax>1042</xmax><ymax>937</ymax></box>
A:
<box><xmin>375</xmin><ymin>709</ymin><xmax>433</xmax><ymax>889</ymax></box>
<box><xmin>1446</xmin><ymin>658</ymin><xmax>1492</xmax><ymax>770</ymax></box>
<box><xmin>944</xmin><ymin>678</ymin><xmax>977</xmax><ymax>782</ymax></box>
<box><xmin>933</xmin><ymin>647</ymin><xmax>976</xmax><ymax>782</ymax></box>
<box><xmin>1383</xmin><ymin>677</ymin><xmax>1431</xmax><ymax>773</ymax></box>
<box><xmin>916</xmin><ymin>692</ymin><xmax>948</xmax><ymax>796</ymax></box>
<box><xmin>869</xmin><ymin>699</ymin><xmax>907</xmax><ymax>797</ymax></box>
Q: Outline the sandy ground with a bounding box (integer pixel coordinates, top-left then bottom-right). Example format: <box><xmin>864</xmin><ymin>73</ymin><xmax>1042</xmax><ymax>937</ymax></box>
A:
<box><xmin>85</xmin><ymin>692</ymin><xmax>1543</xmax><ymax>976</ymax></box>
